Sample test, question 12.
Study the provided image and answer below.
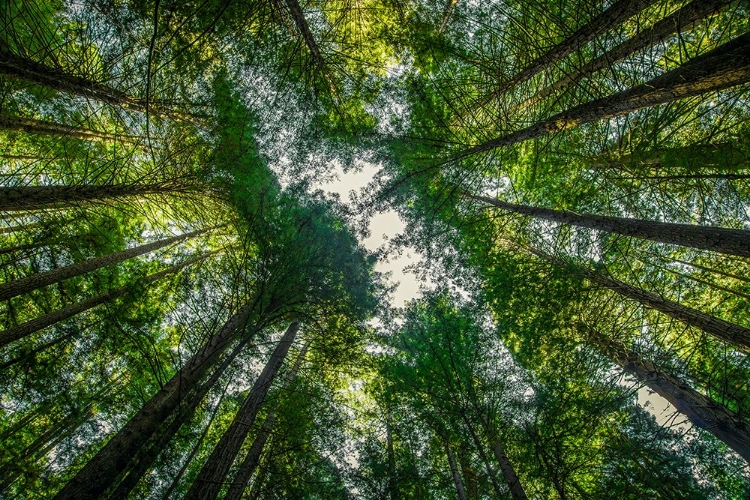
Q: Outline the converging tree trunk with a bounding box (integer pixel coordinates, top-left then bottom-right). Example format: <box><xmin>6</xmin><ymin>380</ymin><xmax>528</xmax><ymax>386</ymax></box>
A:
<box><xmin>460</xmin><ymin>33</ymin><xmax>750</xmax><ymax>158</ymax></box>
<box><xmin>0</xmin><ymin>182</ymin><xmax>199</xmax><ymax>212</ymax></box>
<box><xmin>224</xmin><ymin>340</ymin><xmax>310</xmax><ymax>500</ymax></box>
<box><xmin>516</xmin><ymin>0</ymin><xmax>732</xmax><ymax>111</ymax></box>
<box><xmin>185</xmin><ymin>321</ymin><xmax>301</xmax><ymax>500</ymax></box>
<box><xmin>468</xmin><ymin>193</ymin><xmax>750</xmax><ymax>257</ymax></box>
<box><xmin>0</xmin><ymin>49</ymin><xmax>203</xmax><ymax>126</ymax></box>
<box><xmin>587</xmin><ymin>329</ymin><xmax>750</xmax><ymax>463</ymax></box>
<box><xmin>53</xmin><ymin>302</ymin><xmax>256</xmax><ymax>500</ymax></box>
<box><xmin>0</xmin><ymin>228</ymin><xmax>210</xmax><ymax>302</ymax></box>
<box><xmin>0</xmin><ymin>252</ymin><xmax>215</xmax><ymax>347</ymax></box>
<box><xmin>445</xmin><ymin>440</ymin><xmax>469</xmax><ymax>500</ymax></box>
<box><xmin>0</xmin><ymin>115</ymin><xmax>148</xmax><ymax>144</ymax></box>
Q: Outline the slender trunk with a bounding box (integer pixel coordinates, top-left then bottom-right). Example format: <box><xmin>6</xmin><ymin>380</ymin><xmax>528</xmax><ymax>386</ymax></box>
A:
<box><xmin>444</xmin><ymin>440</ymin><xmax>469</xmax><ymax>500</ymax></box>
<box><xmin>283</xmin><ymin>0</ymin><xmax>326</xmax><ymax>71</ymax></box>
<box><xmin>185</xmin><ymin>321</ymin><xmax>301</xmax><ymax>500</ymax></box>
<box><xmin>0</xmin><ymin>182</ymin><xmax>198</xmax><ymax>212</ymax></box>
<box><xmin>386</xmin><ymin>413</ymin><xmax>400</xmax><ymax>500</ymax></box>
<box><xmin>0</xmin><ymin>222</ymin><xmax>42</xmax><ymax>235</ymax></box>
<box><xmin>53</xmin><ymin>302</ymin><xmax>256</xmax><ymax>500</ymax></box>
<box><xmin>526</xmin><ymin>246</ymin><xmax>750</xmax><ymax>352</ymax></box>
<box><xmin>494</xmin><ymin>0</ymin><xmax>658</xmax><ymax>99</ymax></box>
<box><xmin>0</xmin><ymin>228</ymin><xmax>210</xmax><ymax>302</ymax></box>
<box><xmin>460</xmin><ymin>411</ymin><xmax>505</xmax><ymax>498</ymax></box>
<box><xmin>108</xmin><ymin>337</ymin><xmax>248</xmax><ymax>500</ymax></box>
<box><xmin>0</xmin><ymin>115</ymin><xmax>146</xmax><ymax>144</ymax></box>
<box><xmin>0</xmin><ymin>252</ymin><xmax>215</xmax><ymax>347</ymax></box>
<box><xmin>469</xmin><ymin>193</ymin><xmax>750</xmax><ymax>257</ymax></box>
<box><xmin>517</xmin><ymin>0</ymin><xmax>732</xmax><ymax>111</ymax></box>
<box><xmin>588</xmin><ymin>329</ymin><xmax>750</xmax><ymax>463</ymax></box>
<box><xmin>0</xmin><ymin>49</ymin><xmax>203</xmax><ymax>126</ymax></box>
<box><xmin>224</xmin><ymin>341</ymin><xmax>310</xmax><ymax>500</ymax></box>
<box><xmin>612</xmin><ymin>173</ymin><xmax>750</xmax><ymax>181</ymax></box>
<box><xmin>490</xmin><ymin>438</ymin><xmax>528</xmax><ymax>500</ymax></box>
<box><xmin>460</xmin><ymin>33</ymin><xmax>750</xmax><ymax>157</ymax></box>
<box><xmin>438</xmin><ymin>0</ymin><xmax>459</xmax><ymax>33</ymax></box>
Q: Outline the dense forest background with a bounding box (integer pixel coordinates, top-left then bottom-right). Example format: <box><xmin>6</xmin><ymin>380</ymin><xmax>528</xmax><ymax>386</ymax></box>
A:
<box><xmin>1</xmin><ymin>0</ymin><xmax>749</xmax><ymax>498</ymax></box>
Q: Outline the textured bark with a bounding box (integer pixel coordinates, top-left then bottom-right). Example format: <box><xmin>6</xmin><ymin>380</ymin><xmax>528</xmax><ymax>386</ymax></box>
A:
<box><xmin>445</xmin><ymin>440</ymin><xmax>469</xmax><ymax>500</ymax></box>
<box><xmin>224</xmin><ymin>341</ymin><xmax>310</xmax><ymax>500</ymax></box>
<box><xmin>0</xmin><ymin>228</ymin><xmax>209</xmax><ymax>302</ymax></box>
<box><xmin>517</xmin><ymin>0</ymin><xmax>732</xmax><ymax>111</ymax></box>
<box><xmin>0</xmin><ymin>49</ymin><xmax>202</xmax><ymax>126</ymax></box>
<box><xmin>461</xmin><ymin>33</ymin><xmax>750</xmax><ymax>157</ymax></box>
<box><xmin>53</xmin><ymin>303</ymin><xmax>255</xmax><ymax>500</ymax></box>
<box><xmin>283</xmin><ymin>0</ymin><xmax>326</xmax><ymax>70</ymax></box>
<box><xmin>495</xmin><ymin>0</ymin><xmax>658</xmax><ymax>97</ymax></box>
<box><xmin>0</xmin><ymin>183</ymin><xmax>197</xmax><ymax>212</ymax></box>
<box><xmin>0</xmin><ymin>115</ymin><xmax>146</xmax><ymax>144</ymax></box>
<box><xmin>469</xmin><ymin>194</ymin><xmax>750</xmax><ymax>257</ymax></box>
<box><xmin>108</xmin><ymin>337</ymin><xmax>249</xmax><ymax>500</ymax></box>
<box><xmin>527</xmin><ymin>247</ymin><xmax>750</xmax><ymax>352</ymax></box>
<box><xmin>185</xmin><ymin>321</ymin><xmax>301</xmax><ymax>500</ymax></box>
<box><xmin>0</xmin><ymin>252</ymin><xmax>214</xmax><ymax>347</ymax></box>
<box><xmin>589</xmin><ymin>330</ymin><xmax>750</xmax><ymax>463</ymax></box>
<box><xmin>490</xmin><ymin>438</ymin><xmax>528</xmax><ymax>500</ymax></box>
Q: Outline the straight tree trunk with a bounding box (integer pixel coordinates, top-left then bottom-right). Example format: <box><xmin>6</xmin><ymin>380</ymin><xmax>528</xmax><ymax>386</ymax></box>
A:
<box><xmin>460</xmin><ymin>411</ymin><xmax>505</xmax><ymax>498</ymax></box>
<box><xmin>445</xmin><ymin>440</ymin><xmax>469</xmax><ymax>500</ymax></box>
<box><xmin>0</xmin><ymin>49</ymin><xmax>203</xmax><ymax>126</ymax></box>
<box><xmin>468</xmin><ymin>193</ymin><xmax>750</xmax><ymax>257</ymax></box>
<box><xmin>53</xmin><ymin>302</ymin><xmax>256</xmax><ymax>500</ymax></box>
<box><xmin>588</xmin><ymin>329</ymin><xmax>750</xmax><ymax>463</ymax></box>
<box><xmin>283</xmin><ymin>0</ymin><xmax>327</xmax><ymax>71</ymax></box>
<box><xmin>493</xmin><ymin>0</ymin><xmax>658</xmax><ymax>98</ymax></box>
<box><xmin>526</xmin><ymin>246</ymin><xmax>750</xmax><ymax>352</ymax></box>
<box><xmin>0</xmin><ymin>251</ymin><xmax>215</xmax><ymax>347</ymax></box>
<box><xmin>489</xmin><ymin>438</ymin><xmax>528</xmax><ymax>500</ymax></box>
<box><xmin>224</xmin><ymin>341</ymin><xmax>310</xmax><ymax>500</ymax></box>
<box><xmin>0</xmin><ymin>228</ymin><xmax>210</xmax><ymax>302</ymax></box>
<box><xmin>0</xmin><ymin>182</ymin><xmax>198</xmax><ymax>212</ymax></box>
<box><xmin>517</xmin><ymin>0</ymin><xmax>732</xmax><ymax>111</ymax></box>
<box><xmin>185</xmin><ymin>321</ymin><xmax>301</xmax><ymax>500</ymax></box>
<box><xmin>386</xmin><ymin>414</ymin><xmax>400</xmax><ymax>500</ymax></box>
<box><xmin>438</xmin><ymin>0</ymin><xmax>459</xmax><ymax>33</ymax></box>
<box><xmin>108</xmin><ymin>337</ymin><xmax>249</xmax><ymax>499</ymax></box>
<box><xmin>0</xmin><ymin>115</ymin><xmax>147</xmax><ymax>144</ymax></box>
<box><xmin>460</xmin><ymin>33</ymin><xmax>750</xmax><ymax>158</ymax></box>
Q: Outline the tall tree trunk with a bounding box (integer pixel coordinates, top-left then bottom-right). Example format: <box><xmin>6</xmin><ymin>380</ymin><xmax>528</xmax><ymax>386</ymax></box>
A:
<box><xmin>0</xmin><ymin>115</ymin><xmax>147</xmax><ymax>144</ymax></box>
<box><xmin>0</xmin><ymin>251</ymin><xmax>215</xmax><ymax>347</ymax></box>
<box><xmin>489</xmin><ymin>437</ymin><xmax>528</xmax><ymax>500</ymax></box>
<box><xmin>438</xmin><ymin>0</ymin><xmax>459</xmax><ymax>33</ymax></box>
<box><xmin>459</xmin><ymin>411</ymin><xmax>505</xmax><ymax>498</ymax></box>
<box><xmin>0</xmin><ymin>183</ymin><xmax>198</xmax><ymax>212</ymax></box>
<box><xmin>468</xmin><ymin>193</ymin><xmax>750</xmax><ymax>258</ymax></box>
<box><xmin>444</xmin><ymin>440</ymin><xmax>469</xmax><ymax>500</ymax></box>
<box><xmin>108</xmin><ymin>337</ymin><xmax>249</xmax><ymax>499</ymax></box>
<box><xmin>0</xmin><ymin>49</ymin><xmax>203</xmax><ymax>126</ymax></box>
<box><xmin>587</xmin><ymin>329</ymin><xmax>750</xmax><ymax>463</ymax></box>
<box><xmin>517</xmin><ymin>0</ymin><xmax>732</xmax><ymax>111</ymax></box>
<box><xmin>386</xmin><ymin>413</ymin><xmax>400</xmax><ymax>500</ymax></box>
<box><xmin>491</xmin><ymin>0</ymin><xmax>658</xmax><ymax>100</ymax></box>
<box><xmin>185</xmin><ymin>321</ymin><xmax>301</xmax><ymax>500</ymax></box>
<box><xmin>0</xmin><ymin>228</ymin><xmax>210</xmax><ymax>302</ymax></box>
<box><xmin>53</xmin><ymin>302</ymin><xmax>256</xmax><ymax>500</ymax></box>
<box><xmin>224</xmin><ymin>341</ymin><xmax>310</xmax><ymax>500</ymax></box>
<box><xmin>526</xmin><ymin>246</ymin><xmax>750</xmax><ymax>352</ymax></box>
<box><xmin>460</xmin><ymin>33</ymin><xmax>750</xmax><ymax>158</ymax></box>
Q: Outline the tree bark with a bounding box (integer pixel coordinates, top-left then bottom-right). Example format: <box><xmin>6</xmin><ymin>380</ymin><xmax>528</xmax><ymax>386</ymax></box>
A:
<box><xmin>0</xmin><ymin>183</ymin><xmax>198</xmax><ymax>212</ymax></box>
<box><xmin>517</xmin><ymin>0</ymin><xmax>732</xmax><ymax>111</ymax></box>
<box><xmin>53</xmin><ymin>302</ymin><xmax>256</xmax><ymax>500</ymax></box>
<box><xmin>468</xmin><ymin>193</ymin><xmax>750</xmax><ymax>258</ymax></box>
<box><xmin>489</xmin><ymin>438</ymin><xmax>528</xmax><ymax>500</ymax></box>
<box><xmin>224</xmin><ymin>341</ymin><xmax>310</xmax><ymax>500</ymax></box>
<box><xmin>588</xmin><ymin>330</ymin><xmax>750</xmax><ymax>463</ymax></box>
<box><xmin>0</xmin><ymin>252</ymin><xmax>215</xmax><ymax>347</ymax></box>
<box><xmin>0</xmin><ymin>49</ymin><xmax>203</xmax><ymax>126</ymax></box>
<box><xmin>185</xmin><ymin>321</ymin><xmax>301</xmax><ymax>500</ymax></box>
<box><xmin>526</xmin><ymin>246</ymin><xmax>750</xmax><ymax>352</ymax></box>
<box><xmin>460</xmin><ymin>32</ymin><xmax>750</xmax><ymax>157</ymax></box>
<box><xmin>0</xmin><ymin>228</ymin><xmax>209</xmax><ymax>302</ymax></box>
<box><xmin>460</xmin><ymin>411</ymin><xmax>505</xmax><ymax>498</ymax></box>
<box><xmin>108</xmin><ymin>337</ymin><xmax>249</xmax><ymax>500</ymax></box>
<box><xmin>438</xmin><ymin>0</ymin><xmax>459</xmax><ymax>33</ymax></box>
<box><xmin>0</xmin><ymin>115</ymin><xmax>146</xmax><ymax>144</ymax></box>
<box><xmin>444</xmin><ymin>440</ymin><xmax>469</xmax><ymax>500</ymax></box>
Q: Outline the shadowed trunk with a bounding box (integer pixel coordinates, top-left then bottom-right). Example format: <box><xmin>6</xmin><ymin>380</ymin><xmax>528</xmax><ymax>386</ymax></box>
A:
<box><xmin>460</xmin><ymin>33</ymin><xmax>750</xmax><ymax>158</ymax></box>
<box><xmin>445</xmin><ymin>440</ymin><xmax>469</xmax><ymax>500</ymax></box>
<box><xmin>185</xmin><ymin>321</ymin><xmax>301</xmax><ymax>500</ymax></box>
<box><xmin>0</xmin><ymin>183</ymin><xmax>199</xmax><ymax>212</ymax></box>
<box><xmin>53</xmin><ymin>302</ymin><xmax>256</xmax><ymax>500</ymax></box>
<box><xmin>0</xmin><ymin>228</ymin><xmax>211</xmax><ymax>302</ymax></box>
<box><xmin>0</xmin><ymin>251</ymin><xmax>216</xmax><ymax>347</ymax></box>
<box><xmin>468</xmin><ymin>193</ymin><xmax>750</xmax><ymax>257</ymax></box>
<box><xmin>0</xmin><ymin>115</ymin><xmax>147</xmax><ymax>144</ymax></box>
<box><xmin>588</xmin><ymin>329</ymin><xmax>750</xmax><ymax>463</ymax></box>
